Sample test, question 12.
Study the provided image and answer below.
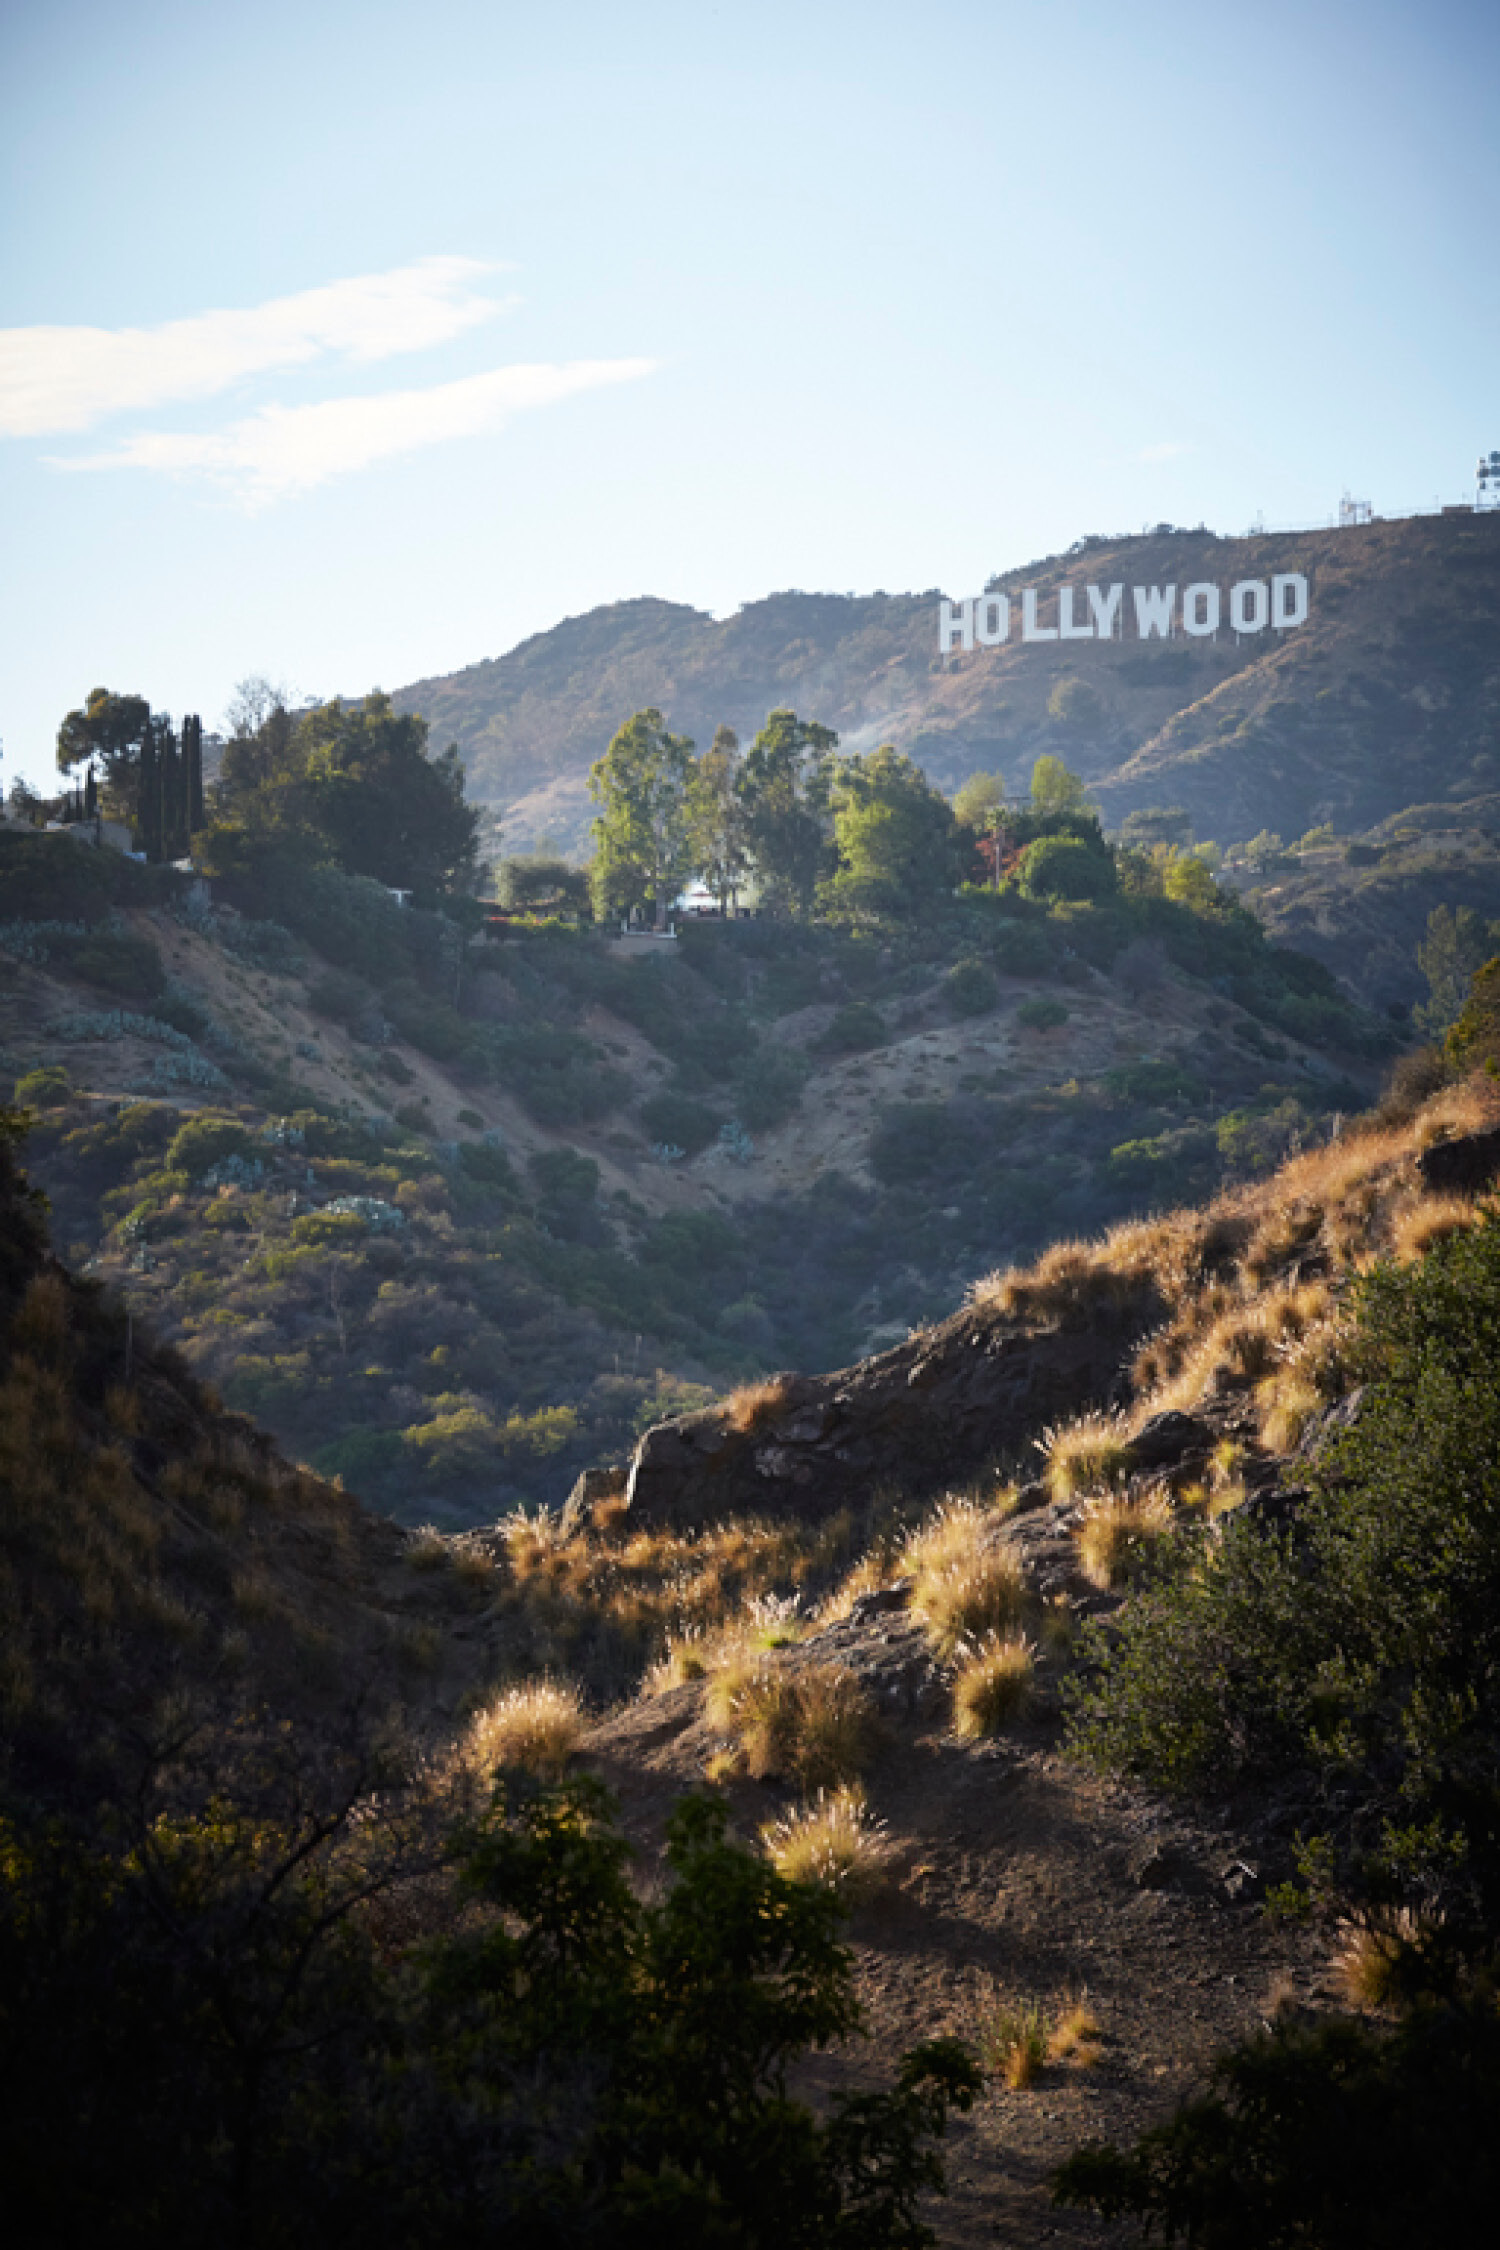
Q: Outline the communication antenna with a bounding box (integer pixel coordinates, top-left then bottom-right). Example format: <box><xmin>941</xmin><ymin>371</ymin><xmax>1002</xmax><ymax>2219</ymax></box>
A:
<box><xmin>1338</xmin><ymin>490</ymin><xmax>1372</xmax><ymax>527</ymax></box>
<box><xmin>1477</xmin><ymin>450</ymin><xmax>1500</xmax><ymax>511</ymax></box>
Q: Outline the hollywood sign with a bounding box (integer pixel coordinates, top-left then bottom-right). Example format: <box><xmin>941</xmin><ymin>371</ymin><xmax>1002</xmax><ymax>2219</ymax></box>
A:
<box><xmin>937</xmin><ymin>574</ymin><xmax>1310</xmax><ymax>652</ymax></box>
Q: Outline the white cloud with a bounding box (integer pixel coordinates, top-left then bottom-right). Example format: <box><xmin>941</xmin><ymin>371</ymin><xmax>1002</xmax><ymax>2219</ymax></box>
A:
<box><xmin>52</xmin><ymin>358</ymin><xmax>658</xmax><ymax>508</ymax></box>
<box><xmin>0</xmin><ymin>256</ymin><xmax>512</xmax><ymax>436</ymax></box>
<box><xmin>1137</xmin><ymin>441</ymin><xmax>1192</xmax><ymax>464</ymax></box>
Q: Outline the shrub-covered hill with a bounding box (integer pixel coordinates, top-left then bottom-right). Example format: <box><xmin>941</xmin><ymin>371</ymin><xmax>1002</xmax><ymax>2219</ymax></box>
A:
<box><xmin>391</xmin><ymin>511</ymin><xmax>1500</xmax><ymax>856</ymax></box>
<box><xmin>3</xmin><ymin>830</ymin><xmax>1396</xmax><ymax>1529</ymax></box>
<box><xmin>1220</xmin><ymin>789</ymin><xmax>1500</xmax><ymax>1016</ymax></box>
<box><xmin>6</xmin><ymin>1006</ymin><xmax>1500</xmax><ymax>2242</ymax></box>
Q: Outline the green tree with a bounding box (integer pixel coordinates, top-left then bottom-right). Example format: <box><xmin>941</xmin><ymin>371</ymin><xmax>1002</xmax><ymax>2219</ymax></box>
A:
<box><xmin>688</xmin><ymin>724</ymin><xmax>752</xmax><ymax>913</ymax></box>
<box><xmin>55</xmin><ymin>688</ymin><xmax>151</xmax><ymax>824</ymax></box>
<box><xmin>827</xmin><ymin>745</ymin><xmax>959</xmax><ymax>914</ymax></box>
<box><xmin>301</xmin><ymin>692</ymin><xmax>479</xmax><ymax>898</ymax></box>
<box><xmin>951</xmin><ymin>771</ymin><xmax>1007</xmax><ymax>834</ymax></box>
<box><xmin>1054</xmin><ymin>2000</ymin><xmax>1500</xmax><ymax>2249</ymax></box>
<box><xmin>1417</xmin><ymin>905</ymin><xmax>1500</xmax><ymax>1036</ymax></box>
<box><xmin>1046</xmin><ymin>677</ymin><xmax>1104</xmax><ymax>737</ymax></box>
<box><xmin>1446</xmin><ymin>955</ymin><xmax>1500</xmax><ymax>1076</ymax></box>
<box><xmin>1028</xmin><ymin>753</ymin><xmax>1095</xmax><ymax>819</ymax></box>
<box><xmin>1120</xmin><ymin>805</ymin><xmax>1192</xmax><ymax>851</ymax></box>
<box><xmin>738</xmin><ymin>708</ymin><xmax>839</xmax><ymax>916</ymax></box>
<box><xmin>1017</xmin><ymin>833</ymin><xmax>1115</xmax><ymax>903</ymax></box>
<box><xmin>433</xmin><ymin>1779</ymin><xmax>982</xmax><ymax>2245</ymax></box>
<box><xmin>494</xmin><ymin>854</ymin><xmax>593</xmax><ymax>918</ymax></box>
<box><xmin>589</xmin><ymin>707</ymin><xmax>697</xmax><ymax>924</ymax></box>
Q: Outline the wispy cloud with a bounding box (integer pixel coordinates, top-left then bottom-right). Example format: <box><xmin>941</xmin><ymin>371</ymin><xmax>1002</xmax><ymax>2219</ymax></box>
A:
<box><xmin>53</xmin><ymin>358</ymin><xmax>658</xmax><ymax>509</ymax></box>
<box><xmin>1137</xmin><ymin>441</ymin><xmax>1192</xmax><ymax>464</ymax></box>
<box><xmin>0</xmin><ymin>256</ymin><xmax>511</xmax><ymax>436</ymax></box>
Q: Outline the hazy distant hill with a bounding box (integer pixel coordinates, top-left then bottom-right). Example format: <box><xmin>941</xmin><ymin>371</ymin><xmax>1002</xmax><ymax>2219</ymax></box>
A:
<box><xmin>391</xmin><ymin>512</ymin><xmax>1500</xmax><ymax>857</ymax></box>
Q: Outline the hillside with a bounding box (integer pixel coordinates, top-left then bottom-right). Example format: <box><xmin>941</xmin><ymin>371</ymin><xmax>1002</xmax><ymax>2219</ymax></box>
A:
<box><xmin>3</xmin><ymin>829</ymin><xmax>1396</xmax><ymax>1531</ymax></box>
<box><xmin>1222</xmin><ymin>789</ymin><xmax>1500</xmax><ymax>1014</ymax></box>
<box><xmin>391</xmin><ymin>512</ymin><xmax>1500</xmax><ymax>856</ymax></box>
<box><xmin>8</xmin><ymin>1004</ymin><xmax>1500</xmax><ymax>2242</ymax></box>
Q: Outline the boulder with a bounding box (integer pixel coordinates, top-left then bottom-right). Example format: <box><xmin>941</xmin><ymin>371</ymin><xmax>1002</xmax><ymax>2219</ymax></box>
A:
<box><xmin>617</xmin><ymin>1281</ymin><xmax>1166</xmax><ymax>1532</ymax></box>
<box><xmin>1418</xmin><ymin>1122</ymin><xmax>1500</xmax><ymax>1197</ymax></box>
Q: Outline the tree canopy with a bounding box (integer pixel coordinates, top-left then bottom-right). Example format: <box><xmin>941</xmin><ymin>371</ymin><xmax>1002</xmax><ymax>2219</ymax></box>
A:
<box><xmin>737</xmin><ymin>709</ymin><xmax>839</xmax><ymax>916</ymax></box>
<box><xmin>827</xmin><ymin>745</ymin><xmax>959</xmax><ymax>913</ymax></box>
<box><xmin>588</xmin><ymin>707</ymin><xmax>698</xmax><ymax>923</ymax></box>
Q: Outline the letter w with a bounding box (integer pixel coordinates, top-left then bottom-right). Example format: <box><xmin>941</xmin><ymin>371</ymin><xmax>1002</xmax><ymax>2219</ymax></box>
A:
<box><xmin>1132</xmin><ymin>585</ymin><xmax>1175</xmax><ymax>639</ymax></box>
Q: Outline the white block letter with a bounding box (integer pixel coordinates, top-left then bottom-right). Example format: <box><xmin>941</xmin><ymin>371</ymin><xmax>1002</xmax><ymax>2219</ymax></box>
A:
<box><xmin>974</xmin><ymin>593</ymin><xmax>1010</xmax><ymax>646</ymax></box>
<box><xmin>1021</xmin><ymin>589</ymin><xmax>1057</xmax><ymax>642</ymax></box>
<box><xmin>1271</xmin><ymin>572</ymin><xmax>1309</xmax><ymax>629</ymax></box>
<box><xmin>1182</xmin><ymin>583</ymin><xmax>1220</xmax><ymax>637</ymax></box>
<box><xmin>1058</xmin><ymin>587</ymin><xmax>1093</xmax><ymax>640</ymax></box>
<box><xmin>1230</xmin><ymin>580</ymin><xmax>1269</xmax><ymax>633</ymax></box>
<box><xmin>939</xmin><ymin>598</ymin><xmax>974</xmax><ymax>654</ymax></box>
<box><xmin>1088</xmin><ymin>583</ymin><xmax>1123</xmax><ymax>639</ymax></box>
<box><xmin>1132</xmin><ymin>584</ymin><xmax>1175</xmax><ymax>639</ymax></box>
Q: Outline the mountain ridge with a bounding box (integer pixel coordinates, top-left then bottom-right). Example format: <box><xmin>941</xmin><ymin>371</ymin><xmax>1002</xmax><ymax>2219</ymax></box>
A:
<box><xmin>390</xmin><ymin>512</ymin><xmax>1500</xmax><ymax>857</ymax></box>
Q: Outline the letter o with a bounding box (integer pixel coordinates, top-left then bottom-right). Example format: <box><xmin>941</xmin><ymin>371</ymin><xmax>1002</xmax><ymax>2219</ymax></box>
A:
<box><xmin>974</xmin><ymin>594</ymin><xmax>1010</xmax><ymax>646</ymax></box>
<box><xmin>1182</xmin><ymin>583</ymin><xmax>1221</xmax><ymax>637</ymax></box>
<box><xmin>1230</xmin><ymin>580</ymin><xmax>1269</xmax><ymax>633</ymax></box>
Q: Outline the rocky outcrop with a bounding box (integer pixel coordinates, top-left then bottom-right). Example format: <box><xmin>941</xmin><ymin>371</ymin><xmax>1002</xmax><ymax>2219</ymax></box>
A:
<box><xmin>1418</xmin><ymin>1122</ymin><xmax>1500</xmax><ymax>1198</ymax></box>
<box><xmin>579</xmin><ymin>1280</ymin><xmax>1168</xmax><ymax>1534</ymax></box>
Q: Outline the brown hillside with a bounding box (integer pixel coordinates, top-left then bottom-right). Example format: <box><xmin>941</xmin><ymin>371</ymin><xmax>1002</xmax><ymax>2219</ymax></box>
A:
<box><xmin>390</xmin><ymin>512</ymin><xmax>1500</xmax><ymax>855</ymax></box>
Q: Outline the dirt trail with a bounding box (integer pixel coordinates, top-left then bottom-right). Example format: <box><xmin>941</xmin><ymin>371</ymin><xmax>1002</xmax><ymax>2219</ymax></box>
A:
<box><xmin>582</xmin><ymin>1633</ymin><xmax>1320</xmax><ymax>2249</ymax></box>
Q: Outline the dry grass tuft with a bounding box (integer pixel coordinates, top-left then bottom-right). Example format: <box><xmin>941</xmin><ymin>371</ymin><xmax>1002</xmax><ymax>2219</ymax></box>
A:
<box><xmin>1390</xmin><ymin>1194</ymin><xmax>1480</xmax><ymax>1265</ymax></box>
<box><xmin>1074</xmin><ymin>1491</ymin><xmax>1175</xmax><ymax>1591</ymax></box>
<box><xmin>1044</xmin><ymin>1413</ymin><xmax>1135</xmax><ymax>1502</ymax></box>
<box><xmin>1049</xmin><ymin>2000</ymin><xmax>1103</xmax><ymax>2067</ymax></box>
<box><xmin>910</xmin><ymin>1542</ymin><xmax>1028</xmax><ymax>1659</ymax></box>
<box><xmin>1331</xmin><ymin>1909</ymin><xmax>1436</xmax><ymax>2011</ymax></box>
<box><xmin>951</xmin><ymin>1635</ymin><xmax>1034</xmax><ymax>1738</ymax></box>
<box><xmin>707</xmin><ymin>1657</ymin><xmax>875</xmax><ymax>1789</ymax></box>
<box><xmin>461</xmin><ymin>1680</ymin><xmax>585</xmax><ymax>1780</ymax></box>
<box><xmin>723</xmin><ymin>1377</ymin><xmax>792</xmax><ymax>1434</ymax></box>
<box><xmin>760</xmin><ymin>1784</ymin><xmax>896</xmax><ymax>1902</ymax></box>
<box><xmin>976</xmin><ymin>1990</ymin><xmax>1050</xmax><ymax>2090</ymax></box>
<box><xmin>404</xmin><ymin>1525</ymin><xmax>450</xmax><ymax>1572</ymax></box>
<box><xmin>1255</xmin><ymin>1370</ymin><xmax>1325</xmax><ymax>1457</ymax></box>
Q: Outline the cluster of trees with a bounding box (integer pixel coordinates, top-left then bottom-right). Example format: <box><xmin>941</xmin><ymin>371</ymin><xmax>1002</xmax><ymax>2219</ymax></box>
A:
<box><xmin>587</xmin><ymin>709</ymin><xmax>1132</xmax><ymax>927</ymax></box>
<box><xmin>50</xmin><ymin>678</ymin><xmax>479</xmax><ymax>903</ymax></box>
<box><xmin>50</xmin><ymin>689</ymin><xmax>206</xmax><ymax>863</ymax></box>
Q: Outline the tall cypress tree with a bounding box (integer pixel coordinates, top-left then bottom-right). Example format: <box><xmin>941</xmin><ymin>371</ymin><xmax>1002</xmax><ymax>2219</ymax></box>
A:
<box><xmin>184</xmin><ymin>714</ymin><xmax>204</xmax><ymax>833</ymax></box>
<box><xmin>138</xmin><ymin>716</ymin><xmax>160</xmax><ymax>860</ymax></box>
<box><xmin>158</xmin><ymin>720</ymin><xmax>182</xmax><ymax>862</ymax></box>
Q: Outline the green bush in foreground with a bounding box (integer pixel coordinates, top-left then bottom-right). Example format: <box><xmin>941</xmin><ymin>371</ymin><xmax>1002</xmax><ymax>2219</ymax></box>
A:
<box><xmin>1054</xmin><ymin>1996</ymin><xmax>1500</xmax><ymax>2249</ymax></box>
<box><xmin>1067</xmin><ymin>1210</ymin><xmax>1500</xmax><ymax>1938</ymax></box>
<box><xmin>0</xmin><ymin>1774</ymin><xmax>979</xmax><ymax>2249</ymax></box>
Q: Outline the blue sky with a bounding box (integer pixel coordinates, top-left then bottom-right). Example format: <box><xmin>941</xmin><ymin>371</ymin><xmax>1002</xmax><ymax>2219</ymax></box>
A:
<box><xmin>2</xmin><ymin>0</ymin><xmax>1496</xmax><ymax>793</ymax></box>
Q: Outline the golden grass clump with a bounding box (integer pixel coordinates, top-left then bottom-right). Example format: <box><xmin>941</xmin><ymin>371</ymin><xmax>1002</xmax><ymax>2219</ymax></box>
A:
<box><xmin>1242</xmin><ymin>1202</ymin><xmax>1324</xmax><ymax>1287</ymax></box>
<box><xmin>462</xmin><ymin>1680</ymin><xmax>585</xmax><ymax>1781</ymax></box>
<box><xmin>1048</xmin><ymin>2000</ymin><xmax>1103</xmax><ymax>2067</ymax></box>
<box><xmin>404</xmin><ymin>1525</ymin><xmax>450</xmax><ymax>1572</ymax></box>
<box><xmin>1255</xmin><ymin>1370</ymin><xmax>1325</xmax><ymax>1457</ymax></box>
<box><xmin>1331</xmin><ymin>1909</ymin><xmax>1435</xmax><ymax>2011</ymax></box>
<box><xmin>1390</xmin><ymin>1194</ymin><xmax>1480</xmax><ymax>1265</ymax></box>
<box><xmin>707</xmin><ymin>1657</ymin><xmax>874</xmax><ymax>1789</ymax></box>
<box><xmin>723</xmin><ymin>1377</ymin><xmax>792</xmax><ymax>1434</ymax></box>
<box><xmin>760</xmin><ymin>1784</ymin><xmax>896</xmax><ymax>1902</ymax></box>
<box><xmin>951</xmin><ymin>1635</ymin><xmax>1034</xmax><ymax>1739</ymax></box>
<box><xmin>972</xmin><ymin>1235</ymin><xmax>1153</xmax><ymax>1329</ymax></box>
<box><xmin>1074</xmin><ymin>1491</ymin><xmax>1175</xmax><ymax>1592</ymax></box>
<box><xmin>910</xmin><ymin>1541</ymin><xmax>1028</xmax><ymax>1660</ymax></box>
<box><xmin>1044</xmin><ymin>1412</ymin><xmax>1135</xmax><ymax>1501</ymax></box>
<box><xmin>976</xmin><ymin>1991</ymin><xmax>1050</xmax><ymax>2090</ymax></box>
